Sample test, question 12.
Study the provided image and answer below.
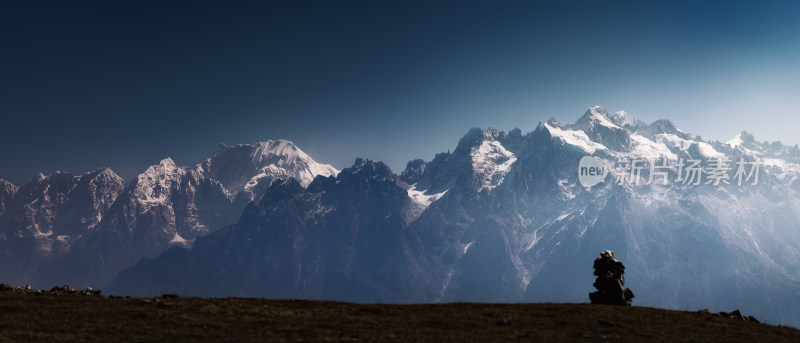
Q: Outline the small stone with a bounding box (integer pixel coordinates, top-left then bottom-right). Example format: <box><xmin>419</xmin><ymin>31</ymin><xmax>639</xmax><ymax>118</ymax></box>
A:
<box><xmin>730</xmin><ymin>310</ymin><xmax>744</xmax><ymax>320</ymax></box>
<box><xmin>50</xmin><ymin>285</ymin><xmax>76</xmax><ymax>293</ymax></box>
<box><xmin>83</xmin><ymin>288</ymin><xmax>102</xmax><ymax>295</ymax></box>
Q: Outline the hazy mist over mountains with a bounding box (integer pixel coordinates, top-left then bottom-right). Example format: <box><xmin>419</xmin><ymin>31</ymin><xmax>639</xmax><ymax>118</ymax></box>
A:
<box><xmin>2</xmin><ymin>107</ymin><xmax>800</xmax><ymax>326</ymax></box>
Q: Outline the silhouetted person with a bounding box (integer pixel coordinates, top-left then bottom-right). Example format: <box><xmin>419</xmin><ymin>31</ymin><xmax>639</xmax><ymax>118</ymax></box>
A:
<box><xmin>589</xmin><ymin>250</ymin><xmax>634</xmax><ymax>305</ymax></box>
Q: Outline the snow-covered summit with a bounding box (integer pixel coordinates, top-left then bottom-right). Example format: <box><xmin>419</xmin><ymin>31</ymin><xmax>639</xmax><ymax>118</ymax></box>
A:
<box><xmin>611</xmin><ymin>110</ymin><xmax>647</xmax><ymax>128</ymax></box>
<box><xmin>726</xmin><ymin>131</ymin><xmax>756</xmax><ymax>148</ymax></box>
<box><xmin>538</xmin><ymin>107</ymin><xmax>800</xmax><ymax>181</ymax></box>
<box><xmin>723</xmin><ymin>131</ymin><xmax>800</xmax><ymax>164</ymax></box>
<box><xmin>471</xmin><ymin>138</ymin><xmax>517</xmax><ymax>192</ymax></box>
<box><xmin>451</xmin><ymin>128</ymin><xmax>521</xmax><ymax>192</ymax></box>
<box><xmin>133</xmin><ymin>157</ymin><xmax>184</xmax><ymax>209</ymax></box>
<box><xmin>574</xmin><ymin>105</ymin><xmax>621</xmax><ymax>129</ymax></box>
<box><xmin>543</xmin><ymin>122</ymin><xmax>607</xmax><ymax>155</ymax></box>
<box><xmin>454</xmin><ymin>128</ymin><xmax>504</xmax><ymax>154</ymax></box>
<box><xmin>637</xmin><ymin>119</ymin><xmax>692</xmax><ymax>140</ymax></box>
<box><xmin>568</xmin><ymin>106</ymin><xmax>631</xmax><ymax>151</ymax></box>
<box><xmin>541</xmin><ymin>106</ymin><xmax>727</xmax><ymax>162</ymax></box>
<box><xmin>202</xmin><ymin>139</ymin><xmax>339</xmax><ymax>199</ymax></box>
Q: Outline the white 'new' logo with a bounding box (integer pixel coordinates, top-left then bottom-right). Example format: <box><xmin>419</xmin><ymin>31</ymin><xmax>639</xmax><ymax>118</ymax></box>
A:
<box><xmin>578</xmin><ymin>156</ymin><xmax>608</xmax><ymax>189</ymax></box>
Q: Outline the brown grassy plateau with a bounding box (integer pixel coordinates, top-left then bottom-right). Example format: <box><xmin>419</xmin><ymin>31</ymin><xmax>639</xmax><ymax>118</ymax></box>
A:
<box><xmin>1</xmin><ymin>287</ymin><xmax>798</xmax><ymax>342</ymax></box>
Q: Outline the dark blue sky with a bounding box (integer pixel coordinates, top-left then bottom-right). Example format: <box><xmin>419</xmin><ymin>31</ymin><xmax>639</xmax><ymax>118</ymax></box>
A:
<box><xmin>2</xmin><ymin>1</ymin><xmax>800</xmax><ymax>185</ymax></box>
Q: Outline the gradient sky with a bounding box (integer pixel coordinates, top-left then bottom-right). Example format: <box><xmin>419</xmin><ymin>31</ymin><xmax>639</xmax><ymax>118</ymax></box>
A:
<box><xmin>2</xmin><ymin>0</ymin><xmax>800</xmax><ymax>185</ymax></box>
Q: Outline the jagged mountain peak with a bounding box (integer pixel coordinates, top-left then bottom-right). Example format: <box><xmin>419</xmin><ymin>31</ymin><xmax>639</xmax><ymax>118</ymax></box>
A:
<box><xmin>0</xmin><ymin>165</ymin><xmax>127</xmax><ymax>264</ymax></box>
<box><xmin>344</xmin><ymin>158</ymin><xmax>396</xmax><ymax>181</ymax></box>
<box><xmin>134</xmin><ymin>158</ymin><xmax>179</xmax><ymax>179</ymax></box>
<box><xmin>545</xmin><ymin>117</ymin><xmax>561</xmax><ymax>127</ymax></box>
<box><xmin>455</xmin><ymin>128</ymin><xmax>503</xmax><ymax>153</ymax></box>
<box><xmin>0</xmin><ymin>179</ymin><xmax>18</xmax><ymax>218</ymax></box>
<box><xmin>568</xmin><ymin>106</ymin><xmax>631</xmax><ymax>151</ymax></box>
<box><xmin>159</xmin><ymin>157</ymin><xmax>176</xmax><ymax>166</ymax></box>
<box><xmin>79</xmin><ymin>166</ymin><xmax>125</xmax><ymax>188</ymax></box>
<box><xmin>0</xmin><ymin>178</ymin><xmax>17</xmax><ymax>190</ymax></box>
<box><xmin>587</xmin><ymin>105</ymin><xmax>610</xmax><ymax>116</ymax></box>
<box><xmin>130</xmin><ymin>157</ymin><xmax>188</xmax><ymax>212</ymax></box>
<box><xmin>574</xmin><ymin>106</ymin><xmax>619</xmax><ymax>129</ymax></box>
<box><xmin>83</xmin><ymin>167</ymin><xmax>123</xmax><ymax>182</ymax></box>
<box><xmin>634</xmin><ymin>118</ymin><xmax>694</xmax><ymax>141</ymax></box>
<box><xmin>727</xmin><ymin>130</ymin><xmax>756</xmax><ymax>148</ymax></box>
<box><xmin>399</xmin><ymin>152</ymin><xmax>452</xmax><ymax>190</ymax></box>
<box><xmin>139</xmin><ymin>158</ymin><xmax>180</xmax><ymax>181</ymax></box>
<box><xmin>255</xmin><ymin>177</ymin><xmax>306</xmax><ymax>206</ymax></box>
<box><xmin>723</xmin><ymin>130</ymin><xmax>800</xmax><ymax>162</ymax></box>
<box><xmin>32</xmin><ymin>173</ymin><xmax>47</xmax><ymax>182</ymax></box>
<box><xmin>406</xmin><ymin>127</ymin><xmax>520</xmax><ymax>196</ymax></box>
<box><xmin>399</xmin><ymin>159</ymin><xmax>427</xmax><ymax>184</ymax></box>
<box><xmin>540</xmin><ymin>121</ymin><xmax>608</xmax><ymax>155</ymax></box>
<box><xmin>15</xmin><ymin>171</ymin><xmax>76</xmax><ymax>196</ymax></box>
<box><xmin>611</xmin><ymin>110</ymin><xmax>647</xmax><ymax>128</ymax></box>
<box><xmin>217</xmin><ymin>139</ymin><xmax>314</xmax><ymax>166</ymax></box>
<box><xmin>12</xmin><ymin>168</ymin><xmax>124</xmax><ymax>197</ymax></box>
<box><xmin>470</xmin><ymin>139</ymin><xmax>517</xmax><ymax>192</ymax></box>
<box><xmin>650</xmin><ymin>118</ymin><xmax>679</xmax><ymax>131</ymax></box>
<box><xmin>254</xmin><ymin>139</ymin><xmax>305</xmax><ymax>161</ymax></box>
<box><xmin>204</xmin><ymin>139</ymin><xmax>338</xmax><ymax>195</ymax></box>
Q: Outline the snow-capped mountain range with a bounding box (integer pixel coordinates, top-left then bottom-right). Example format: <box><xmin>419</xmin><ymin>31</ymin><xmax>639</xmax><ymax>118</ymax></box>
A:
<box><xmin>0</xmin><ymin>140</ymin><xmax>338</xmax><ymax>288</ymax></box>
<box><xmin>3</xmin><ymin>107</ymin><xmax>800</xmax><ymax>327</ymax></box>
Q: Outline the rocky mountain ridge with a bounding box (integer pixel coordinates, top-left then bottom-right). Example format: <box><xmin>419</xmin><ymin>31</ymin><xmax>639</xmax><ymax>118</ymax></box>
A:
<box><xmin>0</xmin><ymin>140</ymin><xmax>337</xmax><ymax>288</ymax></box>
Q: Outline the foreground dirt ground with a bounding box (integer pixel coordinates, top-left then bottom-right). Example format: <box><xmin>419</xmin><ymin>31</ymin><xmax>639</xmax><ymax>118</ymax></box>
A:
<box><xmin>1</xmin><ymin>290</ymin><xmax>799</xmax><ymax>342</ymax></box>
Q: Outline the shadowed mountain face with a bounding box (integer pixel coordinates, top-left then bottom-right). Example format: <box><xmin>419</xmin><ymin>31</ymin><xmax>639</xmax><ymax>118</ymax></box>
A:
<box><xmin>112</xmin><ymin>159</ymin><xmax>415</xmax><ymax>300</ymax></box>
<box><xmin>108</xmin><ymin>107</ymin><xmax>800</xmax><ymax>327</ymax></box>
<box><xmin>44</xmin><ymin>159</ymin><xmax>239</xmax><ymax>288</ymax></box>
